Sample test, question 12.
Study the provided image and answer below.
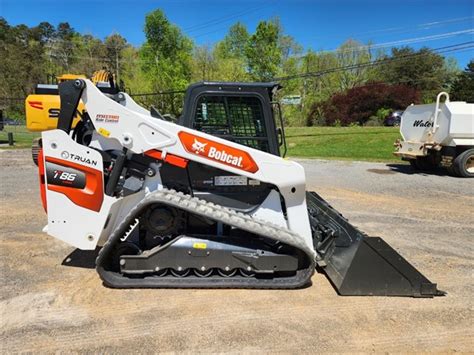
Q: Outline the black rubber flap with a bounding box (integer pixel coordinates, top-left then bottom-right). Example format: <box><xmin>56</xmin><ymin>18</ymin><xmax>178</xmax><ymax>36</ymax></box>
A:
<box><xmin>307</xmin><ymin>191</ymin><xmax>445</xmax><ymax>297</ymax></box>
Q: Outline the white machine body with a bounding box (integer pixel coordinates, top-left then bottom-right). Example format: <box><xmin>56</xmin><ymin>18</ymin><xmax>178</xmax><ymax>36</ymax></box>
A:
<box><xmin>39</xmin><ymin>80</ymin><xmax>313</xmax><ymax>253</ymax></box>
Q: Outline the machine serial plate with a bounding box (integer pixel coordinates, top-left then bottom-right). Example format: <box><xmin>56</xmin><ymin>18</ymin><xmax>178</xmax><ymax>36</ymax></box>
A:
<box><xmin>214</xmin><ymin>176</ymin><xmax>248</xmax><ymax>186</ymax></box>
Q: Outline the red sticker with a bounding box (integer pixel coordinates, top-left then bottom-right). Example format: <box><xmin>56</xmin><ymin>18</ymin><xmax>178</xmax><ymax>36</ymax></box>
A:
<box><xmin>28</xmin><ymin>101</ymin><xmax>43</xmax><ymax>110</ymax></box>
<box><xmin>178</xmin><ymin>131</ymin><xmax>258</xmax><ymax>173</ymax></box>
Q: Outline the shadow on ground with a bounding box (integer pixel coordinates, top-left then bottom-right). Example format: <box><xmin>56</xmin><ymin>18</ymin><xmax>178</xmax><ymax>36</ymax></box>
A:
<box><xmin>385</xmin><ymin>164</ymin><xmax>450</xmax><ymax>177</ymax></box>
<box><xmin>62</xmin><ymin>248</ymin><xmax>100</xmax><ymax>269</ymax></box>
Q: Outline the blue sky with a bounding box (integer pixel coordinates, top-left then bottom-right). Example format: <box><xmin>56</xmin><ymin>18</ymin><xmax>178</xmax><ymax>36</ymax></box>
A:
<box><xmin>1</xmin><ymin>0</ymin><xmax>473</xmax><ymax>67</ymax></box>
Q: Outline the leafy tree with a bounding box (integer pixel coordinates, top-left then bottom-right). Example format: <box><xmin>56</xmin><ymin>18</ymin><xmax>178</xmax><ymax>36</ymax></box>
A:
<box><xmin>272</xmin><ymin>18</ymin><xmax>304</xmax><ymax>123</ymax></box>
<box><xmin>450</xmin><ymin>60</ymin><xmax>474</xmax><ymax>102</ymax></box>
<box><xmin>215</xmin><ymin>22</ymin><xmax>249</xmax><ymax>60</ymax></box>
<box><xmin>143</xmin><ymin>9</ymin><xmax>192</xmax><ymax>61</ymax></box>
<box><xmin>121</xmin><ymin>45</ymin><xmax>151</xmax><ymax>94</ymax></box>
<box><xmin>210</xmin><ymin>22</ymin><xmax>251</xmax><ymax>82</ymax></box>
<box><xmin>45</xmin><ymin>22</ymin><xmax>78</xmax><ymax>70</ymax></box>
<box><xmin>377</xmin><ymin>46</ymin><xmax>447</xmax><ymax>101</ymax></box>
<box><xmin>335</xmin><ymin>40</ymin><xmax>379</xmax><ymax>91</ymax></box>
<box><xmin>0</xmin><ymin>21</ymin><xmax>45</xmax><ymax>96</ymax></box>
<box><xmin>192</xmin><ymin>44</ymin><xmax>217</xmax><ymax>81</ymax></box>
<box><xmin>0</xmin><ymin>17</ymin><xmax>9</xmax><ymax>41</ymax></box>
<box><xmin>57</xmin><ymin>22</ymin><xmax>74</xmax><ymax>40</ymax></box>
<box><xmin>56</xmin><ymin>22</ymin><xmax>76</xmax><ymax>69</ymax></box>
<box><xmin>245</xmin><ymin>20</ymin><xmax>281</xmax><ymax>81</ymax></box>
<box><xmin>140</xmin><ymin>9</ymin><xmax>193</xmax><ymax>114</ymax></box>
<box><xmin>0</xmin><ymin>14</ymin><xmax>463</xmax><ymax>127</ymax></box>
<box><xmin>31</xmin><ymin>22</ymin><xmax>55</xmax><ymax>44</ymax></box>
<box><xmin>73</xmin><ymin>34</ymin><xmax>107</xmax><ymax>77</ymax></box>
<box><xmin>0</xmin><ymin>19</ymin><xmax>47</xmax><ymax>119</ymax></box>
<box><xmin>269</xmin><ymin>17</ymin><xmax>302</xmax><ymax>62</ymax></box>
<box><xmin>279</xmin><ymin>34</ymin><xmax>302</xmax><ymax>61</ymax></box>
<box><xmin>442</xmin><ymin>57</ymin><xmax>460</xmax><ymax>91</ymax></box>
<box><xmin>309</xmin><ymin>82</ymin><xmax>420</xmax><ymax>126</ymax></box>
<box><xmin>302</xmin><ymin>50</ymin><xmax>339</xmax><ymax>101</ymax></box>
<box><xmin>104</xmin><ymin>33</ymin><xmax>128</xmax><ymax>84</ymax></box>
<box><xmin>212</xmin><ymin>56</ymin><xmax>249</xmax><ymax>82</ymax></box>
<box><xmin>281</xmin><ymin>40</ymin><xmax>384</xmax><ymax>126</ymax></box>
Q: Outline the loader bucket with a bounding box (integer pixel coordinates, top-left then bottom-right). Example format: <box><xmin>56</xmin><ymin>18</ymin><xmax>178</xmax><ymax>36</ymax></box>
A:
<box><xmin>307</xmin><ymin>192</ymin><xmax>445</xmax><ymax>297</ymax></box>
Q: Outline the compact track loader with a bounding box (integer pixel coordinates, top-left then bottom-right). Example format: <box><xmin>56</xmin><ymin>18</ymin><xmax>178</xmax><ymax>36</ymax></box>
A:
<box><xmin>36</xmin><ymin>79</ymin><xmax>444</xmax><ymax>296</ymax></box>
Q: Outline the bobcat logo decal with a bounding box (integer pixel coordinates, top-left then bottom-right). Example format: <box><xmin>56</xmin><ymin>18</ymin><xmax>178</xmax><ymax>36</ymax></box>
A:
<box><xmin>179</xmin><ymin>131</ymin><xmax>259</xmax><ymax>173</ymax></box>
<box><xmin>192</xmin><ymin>138</ymin><xmax>207</xmax><ymax>154</ymax></box>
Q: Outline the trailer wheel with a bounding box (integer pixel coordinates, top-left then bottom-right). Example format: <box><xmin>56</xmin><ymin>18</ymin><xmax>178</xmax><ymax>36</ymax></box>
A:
<box><xmin>446</xmin><ymin>165</ymin><xmax>458</xmax><ymax>176</ymax></box>
<box><xmin>453</xmin><ymin>149</ymin><xmax>474</xmax><ymax>178</ymax></box>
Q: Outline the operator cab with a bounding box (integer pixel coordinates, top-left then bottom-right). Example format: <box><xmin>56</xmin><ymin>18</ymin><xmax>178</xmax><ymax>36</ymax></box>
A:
<box><xmin>179</xmin><ymin>82</ymin><xmax>286</xmax><ymax>157</ymax></box>
<box><xmin>159</xmin><ymin>82</ymin><xmax>287</xmax><ymax>211</ymax></box>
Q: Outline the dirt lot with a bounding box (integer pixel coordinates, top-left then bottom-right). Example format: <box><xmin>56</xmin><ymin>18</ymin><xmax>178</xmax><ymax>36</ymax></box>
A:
<box><xmin>1</xmin><ymin>149</ymin><xmax>473</xmax><ymax>353</ymax></box>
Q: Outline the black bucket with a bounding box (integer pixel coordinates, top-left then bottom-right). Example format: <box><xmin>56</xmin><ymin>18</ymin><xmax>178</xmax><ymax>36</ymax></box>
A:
<box><xmin>307</xmin><ymin>191</ymin><xmax>445</xmax><ymax>297</ymax></box>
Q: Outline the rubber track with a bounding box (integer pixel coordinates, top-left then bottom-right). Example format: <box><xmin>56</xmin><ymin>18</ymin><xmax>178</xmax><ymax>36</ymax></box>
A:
<box><xmin>96</xmin><ymin>188</ymin><xmax>316</xmax><ymax>289</ymax></box>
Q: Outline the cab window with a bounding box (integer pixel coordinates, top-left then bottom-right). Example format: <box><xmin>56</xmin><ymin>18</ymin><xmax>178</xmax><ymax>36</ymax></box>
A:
<box><xmin>193</xmin><ymin>95</ymin><xmax>269</xmax><ymax>152</ymax></box>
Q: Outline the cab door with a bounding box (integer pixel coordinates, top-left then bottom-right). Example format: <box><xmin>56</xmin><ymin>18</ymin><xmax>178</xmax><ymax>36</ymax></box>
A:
<box><xmin>179</xmin><ymin>86</ymin><xmax>282</xmax><ymax>157</ymax></box>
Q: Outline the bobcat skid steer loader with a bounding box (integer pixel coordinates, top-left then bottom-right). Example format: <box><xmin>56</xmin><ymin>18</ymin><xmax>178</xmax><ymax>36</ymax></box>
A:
<box><xmin>36</xmin><ymin>79</ymin><xmax>444</xmax><ymax>296</ymax></box>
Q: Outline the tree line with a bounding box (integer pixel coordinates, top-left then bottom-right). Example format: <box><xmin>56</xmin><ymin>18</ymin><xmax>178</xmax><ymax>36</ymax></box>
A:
<box><xmin>0</xmin><ymin>11</ymin><xmax>472</xmax><ymax>126</ymax></box>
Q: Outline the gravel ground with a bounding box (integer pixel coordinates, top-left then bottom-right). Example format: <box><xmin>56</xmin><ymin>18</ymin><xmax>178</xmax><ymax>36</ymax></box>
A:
<box><xmin>1</xmin><ymin>149</ymin><xmax>473</xmax><ymax>353</ymax></box>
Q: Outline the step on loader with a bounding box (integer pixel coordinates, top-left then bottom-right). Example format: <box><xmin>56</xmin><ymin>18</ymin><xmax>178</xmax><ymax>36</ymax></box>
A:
<box><xmin>35</xmin><ymin>79</ymin><xmax>445</xmax><ymax>296</ymax></box>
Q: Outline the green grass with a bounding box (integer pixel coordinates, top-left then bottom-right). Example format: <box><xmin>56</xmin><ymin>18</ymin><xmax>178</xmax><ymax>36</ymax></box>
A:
<box><xmin>0</xmin><ymin>125</ymin><xmax>401</xmax><ymax>163</ymax></box>
<box><xmin>285</xmin><ymin>126</ymin><xmax>401</xmax><ymax>162</ymax></box>
<box><xmin>0</xmin><ymin>125</ymin><xmax>40</xmax><ymax>149</ymax></box>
